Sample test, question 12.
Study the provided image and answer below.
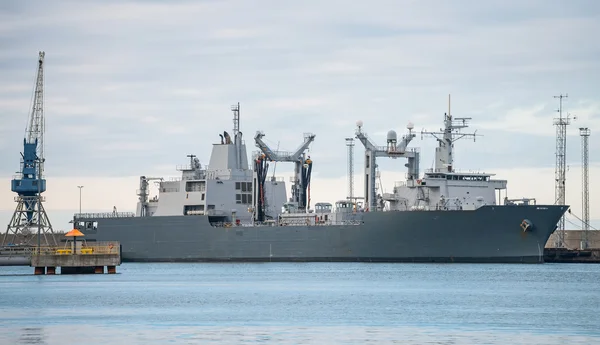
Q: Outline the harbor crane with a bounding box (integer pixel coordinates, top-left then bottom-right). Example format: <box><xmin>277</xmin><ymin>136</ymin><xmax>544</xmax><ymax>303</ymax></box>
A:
<box><xmin>253</xmin><ymin>131</ymin><xmax>315</xmax><ymax>218</ymax></box>
<box><xmin>355</xmin><ymin>121</ymin><xmax>419</xmax><ymax>212</ymax></box>
<box><xmin>2</xmin><ymin>51</ymin><xmax>57</xmax><ymax>247</ymax></box>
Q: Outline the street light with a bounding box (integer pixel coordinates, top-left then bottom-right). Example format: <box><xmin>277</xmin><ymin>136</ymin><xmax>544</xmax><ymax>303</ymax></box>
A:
<box><xmin>77</xmin><ymin>186</ymin><xmax>84</xmax><ymax>216</ymax></box>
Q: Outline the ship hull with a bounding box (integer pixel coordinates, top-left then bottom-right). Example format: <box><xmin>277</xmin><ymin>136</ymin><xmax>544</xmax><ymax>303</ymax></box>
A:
<box><xmin>77</xmin><ymin>205</ymin><xmax>567</xmax><ymax>263</ymax></box>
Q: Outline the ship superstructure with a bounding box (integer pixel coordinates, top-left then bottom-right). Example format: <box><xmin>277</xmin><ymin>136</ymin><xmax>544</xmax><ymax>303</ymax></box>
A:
<box><xmin>132</xmin><ymin>103</ymin><xmax>288</xmax><ymax>223</ymax></box>
<box><xmin>73</xmin><ymin>99</ymin><xmax>567</xmax><ymax>263</ymax></box>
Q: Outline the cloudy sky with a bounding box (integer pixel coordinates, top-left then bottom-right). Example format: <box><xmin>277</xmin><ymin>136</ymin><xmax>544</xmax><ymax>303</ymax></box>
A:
<box><xmin>1</xmin><ymin>0</ymin><xmax>599</xmax><ymax>232</ymax></box>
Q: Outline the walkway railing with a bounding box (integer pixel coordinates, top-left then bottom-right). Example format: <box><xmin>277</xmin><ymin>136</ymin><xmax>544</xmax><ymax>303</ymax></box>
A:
<box><xmin>28</xmin><ymin>241</ymin><xmax>120</xmax><ymax>256</ymax></box>
<box><xmin>75</xmin><ymin>212</ymin><xmax>135</xmax><ymax>219</ymax></box>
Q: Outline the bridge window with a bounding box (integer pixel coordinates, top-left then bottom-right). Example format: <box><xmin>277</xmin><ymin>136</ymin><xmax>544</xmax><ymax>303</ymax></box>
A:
<box><xmin>235</xmin><ymin>180</ymin><xmax>252</xmax><ymax>204</ymax></box>
<box><xmin>236</xmin><ymin>182</ymin><xmax>252</xmax><ymax>192</ymax></box>
<box><xmin>185</xmin><ymin>181</ymin><xmax>205</xmax><ymax>192</ymax></box>
<box><xmin>452</xmin><ymin>175</ymin><xmax>491</xmax><ymax>182</ymax></box>
<box><xmin>236</xmin><ymin>193</ymin><xmax>252</xmax><ymax>205</ymax></box>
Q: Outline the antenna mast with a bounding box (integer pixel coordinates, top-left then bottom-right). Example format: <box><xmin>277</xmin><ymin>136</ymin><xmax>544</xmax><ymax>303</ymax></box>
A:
<box><xmin>553</xmin><ymin>93</ymin><xmax>570</xmax><ymax>248</ymax></box>
<box><xmin>420</xmin><ymin>94</ymin><xmax>479</xmax><ymax>173</ymax></box>
<box><xmin>232</xmin><ymin>102</ymin><xmax>240</xmax><ymax>138</ymax></box>
<box><xmin>579</xmin><ymin>127</ymin><xmax>590</xmax><ymax>249</ymax></box>
<box><xmin>231</xmin><ymin>102</ymin><xmax>242</xmax><ymax>169</ymax></box>
<box><xmin>346</xmin><ymin>138</ymin><xmax>355</xmax><ymax>200</ymax></box>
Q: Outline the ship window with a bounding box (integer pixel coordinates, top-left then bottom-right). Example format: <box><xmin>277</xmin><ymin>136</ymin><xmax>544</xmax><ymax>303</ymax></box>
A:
<box><xmin>246</xmin><ymin>182</ymin><xmax>252</xmax><ymax>191</ymax></box>
<box><xmin>236</xmin><ymin>194</ymin><xmax>242</xmax><ymax>203</ymax></box>
<box><xmin>201</xmin><ymin>193</ymin><xmax>205</xmax><ymax>201</ymax></box>
<box><xmin>236</xmin><ymin>182</ymin><xmax>241</xmax><ymax>190</ymax></box>
<box><xmin>185</xmin><ymin>181</ymin><xmax>205</xmax><ymax>192</ymax></box>
<box><xmin>242</xmin><ymin>194</ymin><xmax>248</xmax><ymax>204</ymax></box>
<box><xmin>242</xmin><ymin>183</ymin><xmax>247</xmax><ymax>192</ymax></box>
<box><xmin>247</xmin><ymin>194</ymin><xmax>252</xmax><ymax>204</ymax></box>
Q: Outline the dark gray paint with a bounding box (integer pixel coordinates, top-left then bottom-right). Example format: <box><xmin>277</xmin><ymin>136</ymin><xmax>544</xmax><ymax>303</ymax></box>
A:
<box><xmin>76</xmin><ymin>204</ymin><xmax>567</xmax><ymax>263</ymax></box>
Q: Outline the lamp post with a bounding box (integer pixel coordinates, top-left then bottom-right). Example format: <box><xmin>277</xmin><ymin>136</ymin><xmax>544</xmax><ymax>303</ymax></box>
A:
<box><xmin>77</xmin><ymin>185</ymin><xmax>84</xmax><ymax>216</ymax></box>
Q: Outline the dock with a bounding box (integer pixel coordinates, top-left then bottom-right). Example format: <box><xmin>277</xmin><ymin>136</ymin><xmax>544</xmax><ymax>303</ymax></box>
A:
<box><xmin>545</xmin><ymin>229</ymin><xmax>600</xmax><ymax>263</ymax></box>
<box><xmin>544</xmin><ymin>248</ymin><xmax>600</xmax><ymax>263</ymax></box>
<box><xmin>0</xmin><ymin>245</ymin><xmax>31</xmax><ymax>266</ymax></box>
<box><xmin>30</xmin><ymin>240</ymin><xmax>121</xmax><ymax>274</ymax></box>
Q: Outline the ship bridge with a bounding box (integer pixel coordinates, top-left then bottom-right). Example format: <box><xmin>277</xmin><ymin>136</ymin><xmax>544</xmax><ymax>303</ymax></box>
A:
<box><xmin>421</xmin><ymin>169</ymin><xmax>507</xmax><ymax>190</ymax></box>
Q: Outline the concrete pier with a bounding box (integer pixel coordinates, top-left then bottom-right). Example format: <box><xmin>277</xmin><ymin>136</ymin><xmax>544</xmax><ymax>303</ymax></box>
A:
<box><xmin>30</xmin><ymin>241</ymin><xmax>121</xmax><ymax>275</ymax></box>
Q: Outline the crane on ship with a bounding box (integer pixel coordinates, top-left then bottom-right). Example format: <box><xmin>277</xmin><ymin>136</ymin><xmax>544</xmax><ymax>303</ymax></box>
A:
<box><xmin>2</xmin><ymin>51</ymin><xmax>57</xmax><ymax>247</ymax></box>
<box><xmin>253</xmin><ymin>131</ymin><xmax>315</xmax><ymax>221</ymax></box>
<box><xmin>355</xmin><ymin>120</ymin><xmax>419</xmax><ymax>212</ymax></box>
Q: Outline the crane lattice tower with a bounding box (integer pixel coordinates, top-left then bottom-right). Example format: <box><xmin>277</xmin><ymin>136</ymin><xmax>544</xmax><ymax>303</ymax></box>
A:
<box><xmin>2</xmin><ymin>51</ymin><xmax>57</xmax><ymax>247</ymax></box>
<box><xmin>579</xmin><ymin>127</ymin><xmax>591</xmax><ymax>249</ymax></box>
<box><xmin>553</xmin><ymin>93</ymin><xmax>570</xmax><ymax>248</ymax></box>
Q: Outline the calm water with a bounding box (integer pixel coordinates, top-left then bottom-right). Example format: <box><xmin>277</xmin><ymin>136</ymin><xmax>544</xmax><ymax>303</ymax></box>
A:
<box><xmin>1</xmin><ymin>263</ymin><xmax>599</xmax><ymax>344</ymax></box>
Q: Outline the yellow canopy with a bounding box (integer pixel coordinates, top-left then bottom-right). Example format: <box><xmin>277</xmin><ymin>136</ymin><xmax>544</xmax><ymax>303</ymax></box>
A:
<box><xmin>65</xmin><ymin>229</ymin><xmax>85</xmax><ymax>237</ymax></box>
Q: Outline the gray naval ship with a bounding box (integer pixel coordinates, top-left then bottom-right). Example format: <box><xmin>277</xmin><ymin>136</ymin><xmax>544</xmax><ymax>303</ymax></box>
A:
<box><xmin>74</xmin><ymin>101</ymin><xmax>568</xmax><ymax>263</ymax></box>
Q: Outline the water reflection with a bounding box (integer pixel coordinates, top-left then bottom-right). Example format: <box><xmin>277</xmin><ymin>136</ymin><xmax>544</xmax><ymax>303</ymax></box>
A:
<box><xmin>18</xmin><ymin>327</ymin><xmax>45</xmax><ymax>344</ymax></box>
<box><xmin>1</xmin><ymin>325</ymin><xmax>598</xmax><ymax>345</ymax></box>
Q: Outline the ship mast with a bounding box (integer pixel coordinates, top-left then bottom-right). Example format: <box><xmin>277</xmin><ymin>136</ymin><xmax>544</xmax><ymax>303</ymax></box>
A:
<box><xmin>231</xmin><ymin>102</ymin><xmax>243</xmax><ymax>169</ymax></box>
<box><xmin>421</xmin><ymin>95</ymin><xmax>480</xmax><ymax>173</ymax></box>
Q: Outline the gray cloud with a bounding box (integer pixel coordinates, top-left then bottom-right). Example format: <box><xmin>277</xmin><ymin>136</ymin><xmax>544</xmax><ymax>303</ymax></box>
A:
<box><xmin>0</xmin><ymin>0</ymin><xmax>599</xmax><ymax>183</ymax></box>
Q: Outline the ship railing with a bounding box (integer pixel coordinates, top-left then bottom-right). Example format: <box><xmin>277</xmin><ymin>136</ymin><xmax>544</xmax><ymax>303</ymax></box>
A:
<box><xmin>504</xmin><ymin>197</ymin><xmax>536</xmax><ymax>206</ymax></box>
<box><xmin>29</xmin><ymin>241</ymin><xmax>121</xmax><ymax>256</ymax></box>
<box><xmin>204</xmin><ymin>172</ymin><xmax>256</xmax><ymax>181</ymax></box>
<box><xmin>372</xmin><ymin>146</ymin><xmax>419</xmax><ymax>155</ymax></box>
<box><xmin>424</xmin><ymin>168</ymin><xmax>492</xmax><ymax>175</ymax></box>
<box><xmin>210</xmin><ymin>219</ymin><xmax>364</xmax><ymax>228</ymax></box>
<box><xmin>14</xmin><ymin>195</ymin><xmax>46</xmax><ymax>202</ymax></box>
<box><xmin>0</xmin><ymin>245</ymin><xmax>36</xmax><ymax>255</ymax></box>
<box><xmin>75</xmin><ymin>212</ymin><xmax>136</xmax><ymax>219</ymax></box>
<box><xmin>394</xmin><ymin>181</ymin><xmax>406</xmax><ymax>187</ymax></box>
<box><xmin>176</xmin><ymin>165</ymin><xmax>191</xmax><ymax>171</ymax></box>
<box><xmin>400</xmin><ymin>203</ymin><xmax>472</xmax><ymax>211</ymax></box>
<box><xmin>271</xmin><ymin>150</ymin><xmax>294</xmax><ymax>159</ymax></box>
<box><xmin>160</xmin><ymin>187</ymin><xmax>180</xmax><ymax>193</ymax></box>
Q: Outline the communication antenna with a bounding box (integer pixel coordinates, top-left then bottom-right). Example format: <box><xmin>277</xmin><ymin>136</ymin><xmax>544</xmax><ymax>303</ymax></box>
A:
<box><xmin>579</xmin><ymin>127</ymin><xmax>590</xmax><ymax>249</ymax></box>
<box><xmin>346</xmin><ymin>138</ymin><xmax>355</xmax><ymax>199</ymax></box>
<box><xmin>552</xmin><ymin>93</ymin><xmax>571</xmax><ymax>248</ymax></box>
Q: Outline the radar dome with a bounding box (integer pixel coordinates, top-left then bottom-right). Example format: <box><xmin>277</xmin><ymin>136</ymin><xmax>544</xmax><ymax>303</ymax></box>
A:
<box><xmin>407</xmin><ymin>122</ymin><xmax>414</xmax><ymax>130</ymax></box>
<box><xmin>387</xmin><ymin>130</ymin><xmax>398</xmax><ymax>142</ymax></box>
<box><xmin>356</xmin><ymin>120</ymin><xmax>363</xmax><ymax>128</ymax></box>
